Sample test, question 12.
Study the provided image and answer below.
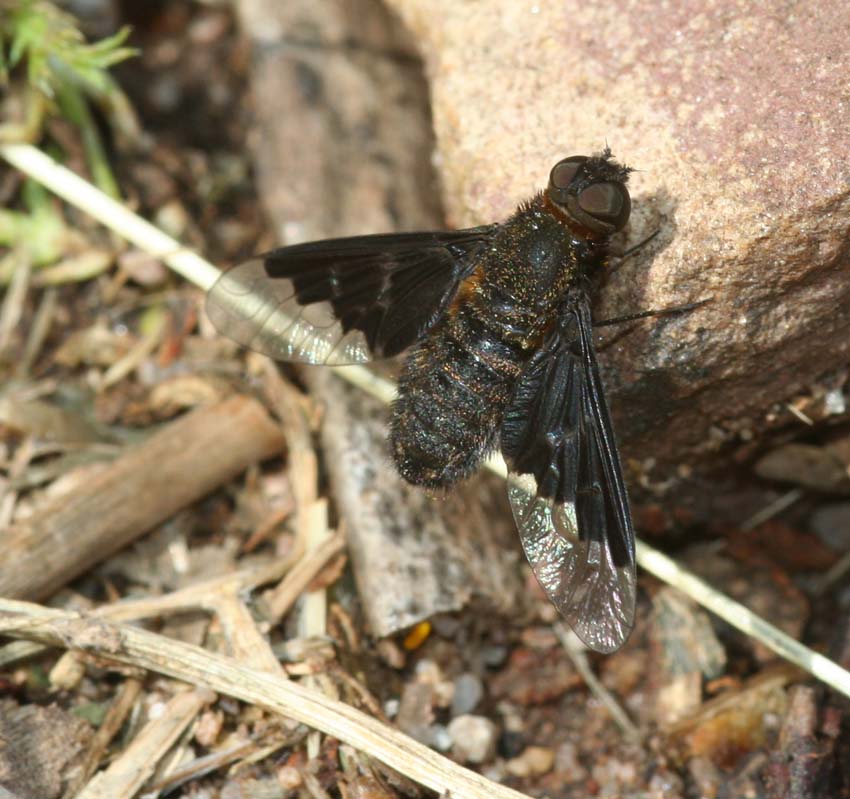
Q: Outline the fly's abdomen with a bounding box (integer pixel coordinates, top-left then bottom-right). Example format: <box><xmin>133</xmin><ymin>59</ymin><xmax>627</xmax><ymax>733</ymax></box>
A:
<box><xmin>390</xmin><ymin>303</ymin><xmax>527</xmax><ymax>489</ymax></box>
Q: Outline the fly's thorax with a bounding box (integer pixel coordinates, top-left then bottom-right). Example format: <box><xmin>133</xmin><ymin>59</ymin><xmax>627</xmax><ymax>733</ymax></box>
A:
<box><xmin>485</xmin><ymin>201</ymin><xmax>593</xmax><ymax>298</ymax></box>
<box><xmin>474</xmin><ymin>196</ymin><xmax>604</xmax><ymax>343</ymax></box>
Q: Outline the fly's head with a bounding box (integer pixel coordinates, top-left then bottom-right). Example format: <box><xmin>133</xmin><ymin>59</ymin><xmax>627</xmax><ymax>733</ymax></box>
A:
<box><xmin>546</xmin><ymin>148</ymin><xmax>632</xmax><ymax>244</ymax></box>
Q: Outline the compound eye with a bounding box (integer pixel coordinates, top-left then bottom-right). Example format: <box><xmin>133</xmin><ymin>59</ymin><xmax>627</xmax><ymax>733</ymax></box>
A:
<box><xmin>549</xmin><ymin>156</ymin><xmax>588</xmax><ymax>191</ymax></box>
<box><xmin>577</xmin><ymin>182</ymin><xmax>631</xmax><ymax>229</ymax></box>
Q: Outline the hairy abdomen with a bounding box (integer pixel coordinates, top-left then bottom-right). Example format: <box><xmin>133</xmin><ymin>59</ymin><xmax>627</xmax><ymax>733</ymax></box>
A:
<box><xmin>390</xmin><ymin>301</ymin><xmax>528</xmax><ymax>489</ymax></box>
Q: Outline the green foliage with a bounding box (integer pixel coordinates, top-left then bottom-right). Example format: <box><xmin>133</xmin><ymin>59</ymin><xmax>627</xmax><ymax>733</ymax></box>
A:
<box><xmin>0</xmin><ymin>178</ymin><xmax>67</xmax><ymax>271</ymax></box>
<box><xmin>0</xmin><ymin>0</ymin><xmax>139</xmax><ymax>198</ymax></box>
<box><xmin>0</xmin><ymin>0</ymin><xmax>135</xmax><ymax>97</ymax></box>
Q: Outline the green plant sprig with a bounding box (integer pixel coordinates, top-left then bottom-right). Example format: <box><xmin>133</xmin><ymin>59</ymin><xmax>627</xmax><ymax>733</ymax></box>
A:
<box><xmin>0</xmin><ymin>0</ymin><xmax>138</xmax><ymax>197</ymax></box>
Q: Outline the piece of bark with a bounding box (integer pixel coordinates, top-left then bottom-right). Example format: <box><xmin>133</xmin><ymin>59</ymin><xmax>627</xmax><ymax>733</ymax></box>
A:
<box><xmin>762</xmin><ymin>685</ymin><xmax>843</xmax><ymax>799</ymax></box>
<box><xmin>310</xmin><ymin>370</ymin><xmax>521</xmax><ymax>637</ymax></box>
<box><xmin>0</xmin><ymin>395</ymin><xmax>285</xmax><ymax>601</ymax></box>
<box><xmin>0</xmin><ymin>698</ymin><xmax>92</xmax><ymax>799</ymax></box>
<box><xmin>235</xmin><ymin>0</ymin><xmax>442</xmax><ymax>244</ymax></box>
<box><xmin>383</xmin><ymin>0</ymin><xmax>850</xmax><ymax>480</ymax></box>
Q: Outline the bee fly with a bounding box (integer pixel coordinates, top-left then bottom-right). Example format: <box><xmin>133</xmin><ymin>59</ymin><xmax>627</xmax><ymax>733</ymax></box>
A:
<box><xmin>208</xmin><ymin>148</ymin><xmax>640</xmax><ymax>652</ymax></box>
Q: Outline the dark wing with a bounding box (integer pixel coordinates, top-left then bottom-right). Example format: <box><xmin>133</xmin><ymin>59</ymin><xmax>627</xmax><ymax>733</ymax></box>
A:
<box><xmin>205</xmin><ymin>227</ymin><xmax>497</xmax><ymax>365</ymax></box>
<box><xmin>501</xmin><ymin>295</ymin><xmax>636</xmax><ymax>653</ymax></box>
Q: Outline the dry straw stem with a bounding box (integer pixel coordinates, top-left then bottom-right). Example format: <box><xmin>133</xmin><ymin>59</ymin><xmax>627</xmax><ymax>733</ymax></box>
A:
<box><xmin>76</xmin><ymin>688</ymin><xmax>212</xmax><ymax>799</ymax></box>
<box><xmin>0</xmin><ymin>599</ymin><xmax>532</xmax><ymax>799</ymax></box>
<box><xmin>2</xmin><ymin>141</ymin><xmax>850</xmax><ymax>703</ymax></box>
<box><xmin>0</xmin><ymin>554</ymin><xmax>299</xmax><ymax>669</ymax></box>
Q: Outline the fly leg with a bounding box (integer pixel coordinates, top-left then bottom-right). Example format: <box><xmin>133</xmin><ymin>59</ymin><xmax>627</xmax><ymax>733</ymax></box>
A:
<box><xmin>594</xmin><ymin>298</ymin><xmax>712</xmax><ymax>328</ymax></box>
<box><xmin>593</xmin><ymin>298</ymin><xmax>713</xmax><ymax>351</ymax></box>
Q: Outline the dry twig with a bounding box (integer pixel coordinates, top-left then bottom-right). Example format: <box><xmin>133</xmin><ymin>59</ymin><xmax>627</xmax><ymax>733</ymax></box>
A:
<box><xmin>0</xmin><ymin>395</ymin><xmax>285</xmax><ymax>601</ymax></box>
<box><xmin>61</xmin><ymin>677</ymin><xmax>144</xmax><ymax>799</ymax></box>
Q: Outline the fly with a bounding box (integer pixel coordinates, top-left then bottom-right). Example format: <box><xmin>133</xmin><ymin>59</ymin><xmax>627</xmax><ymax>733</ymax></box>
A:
<box><xmin>208</xmin><ymin>148</ymin><xmax>640</xmax><ymax>652</ymax></box>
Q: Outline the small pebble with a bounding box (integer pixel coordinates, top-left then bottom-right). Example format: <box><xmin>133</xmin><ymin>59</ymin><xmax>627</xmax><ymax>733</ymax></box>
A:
<box><xmin>505</xmin><ymin>745</ymin><xmax>555</xmax><ymax>778</ymax></box>
<box><xmin>376</xmin><ymin>638</ymin><xmax>405</xmax><ymax>669</ymax></box>
<box><xmin>447</xmin><ymin>715</ymin><xmax>498</xmax><ymax>764</ymax></box>
<box><xmin>188</xmin><ymin>10</ymin><xmax>231</xmax><ymax>44</ymax></box>
<box><xmin>431</xmin><ymin>614</ymin><xmax>461</xmax><ymax>637</ymax></box>
<box><xmin>118</xmin><ymin>250</ymin><xmax>168</xmax><ymax>287</ymax></box>
<box><xmin>555</xmin><ymin>742</ymin><xmax>586</xmax><ymax>778</ymax></box>
<box><xmin>824</xmin><ymin>387</ymin><xmax>846</xmax><ymax>415</ymax></box>
<box><xmin>383</xmin><ymin>698</ymin><xmax>399</xmax><ymax>718</ymax></box>
<box><xmin>396</xmin><ymin>682</ymin><xmax>436</xmax><ymax>743</ymax></box>
<box><xmin>498</xmin><ymin>730</ymin><xmax>525</xmax><ymax>759</ymax></box>
<box><xmin>591</xmin><ymin>758</ymin><xmax>638</xmax><ymax>790</ymax></box>
<box><xmin>148</xmin><ymin>74</ymin><xmax>182</xmax><ymax>112</ymax></box>
<box><xmin>755</xmin><ymin>443</ymin><xmax>850</xmax><ymax>492</ymax></box>
<box><xmin>415</xmin><ymin>659</ymin><xmax>454</xmax><ymax>707</ymax></box>
<box><xmin>276</xmin><ymin>765</ymin><xmax>302</xmax><ymax>790</ymax></box>
<box><xmin>154</xmin><ymin>199</ymin><xmax>190</xmax><ymax>239</ymax></box>
<box><xmin>482</xmin><ymin>763</ymin><xmax>507</xmax><ymax>783</ymax></box>
<box><xmin>648</xmin><ymin>769</ymin><xmax>685</xmax><ymax>798</ymax></box>
<box><xmin>810</xmin><ymin>502</ymin><xmax>850</xmax><ymax>550</ymax></box>
<box><xmin>431</xmin><ymin>724</ymin><xmax>453</xmax><ymax>752</ymax></box>
<box><xmin>451</xmin><ymin>672</ymin><xmax>484</xmax><ymax>716</ymax></box>
<box><xmin>481</xmin><ymin>644</ymin><xmax>508</xmax><ymax>668</ymax></box>
<box><xmin>194</xmin><ymin>709</ymin><xmax>223</xmax><ymax>747</ymax></box>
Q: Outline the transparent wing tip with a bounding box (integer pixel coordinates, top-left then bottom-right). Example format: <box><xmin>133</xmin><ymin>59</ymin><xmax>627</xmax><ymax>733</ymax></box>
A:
<box><xmin>508</xmin><ymin>473</ymin><xmax>636</xmax><ymax>654</ymax></box>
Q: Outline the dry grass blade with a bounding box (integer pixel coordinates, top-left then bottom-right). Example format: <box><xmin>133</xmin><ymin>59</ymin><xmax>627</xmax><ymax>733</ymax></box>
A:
<box><xmin>75</xmin><ymin>688</ymin><xmax>212</xmax><ymax>799</ymax></box>
<box><xmin>0</xmin><ymin>599</ymin><xmax>534</xmax><ymax>799</ymax></box>
<box><xmin>18</xmin><ymin>286</ymin><xmax>58</xmax><ymax>376</ymax></box>
<box><xmin>61</xmin><ymin>677</ymin><xmax>144</xmax><ymax>799</ymax></box>
<box><xmin>2</xmin><ymin>141</ymin><xmax>850</xmax><ymax>704</ymax></box>
<box><xmin>0</xmin><ymin>252</ymin><xmax>31</xmax><ymax>351</ymax></box>
<box><xmin>553</xmin><ymin>623</ymin><xmax>641</xmax><ymax>742</ymax></box>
